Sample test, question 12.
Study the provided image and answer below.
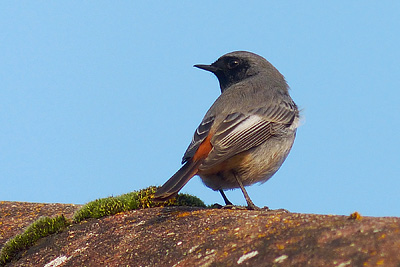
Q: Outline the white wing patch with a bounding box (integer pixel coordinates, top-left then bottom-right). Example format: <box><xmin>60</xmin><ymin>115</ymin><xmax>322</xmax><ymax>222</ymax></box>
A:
<box><xmin>227</xmin><ymin>114</ymin><xmax>264</xmax><ymax>134</ymax></box>
<box><xmin>289</xmin><ymin>116</ymin><xmax>300</xmax><ymax>130</ymax></box>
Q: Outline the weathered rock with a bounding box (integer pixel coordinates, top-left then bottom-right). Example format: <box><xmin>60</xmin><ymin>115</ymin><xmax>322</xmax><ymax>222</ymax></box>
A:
<box><xmin>1</xmin><ymin>202</ymin><xmax>400</xmax><ymax>266</ymax></box>
<box><xmin>0</xmin><ymin>201</ymin><xmax>80</xmax><ymax>246</ymax></box>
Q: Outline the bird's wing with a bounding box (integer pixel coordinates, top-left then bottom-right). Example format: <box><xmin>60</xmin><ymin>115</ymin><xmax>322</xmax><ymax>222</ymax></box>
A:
<box><xmin>182</xmin><ymin>115</ymin><xmax>215</xmax><ymax>164</ymax></box>
<box><xmin>200</xmin><ymin>101</ymin><xmax>298</xmax><ymax>170</ymax></box>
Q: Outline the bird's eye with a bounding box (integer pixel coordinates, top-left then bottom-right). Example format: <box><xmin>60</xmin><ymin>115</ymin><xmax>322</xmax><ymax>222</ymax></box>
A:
<box><xmin>228</xmin><ymin>59</ymin><xmax>240</xmax><ymax>69</ymax></box>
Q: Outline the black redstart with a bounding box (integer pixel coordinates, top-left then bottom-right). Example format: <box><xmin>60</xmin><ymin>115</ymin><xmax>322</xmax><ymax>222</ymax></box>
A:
<box><xmin>154</xmin><ymin>51</ymin><xmax>299</xmax><ymax>210</ymax></box>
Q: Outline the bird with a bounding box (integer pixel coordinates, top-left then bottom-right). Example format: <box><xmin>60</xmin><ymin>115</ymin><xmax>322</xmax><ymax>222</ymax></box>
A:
<box><xmin>153</xmin><ymin>51</ymin><xmax>299</xmax><ymax>210</ymax></box>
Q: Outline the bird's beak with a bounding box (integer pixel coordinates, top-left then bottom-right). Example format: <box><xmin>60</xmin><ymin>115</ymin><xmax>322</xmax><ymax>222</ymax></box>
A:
<box><xmin>194</xmin><ymin>64</ymin><xmax>219</xmax><ymax>73</ymax></box>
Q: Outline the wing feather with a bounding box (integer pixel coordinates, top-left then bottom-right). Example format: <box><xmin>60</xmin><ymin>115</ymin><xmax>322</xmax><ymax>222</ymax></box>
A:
<box><xmin>182</xmin><ymin>100</ymin><xmax>298</xmax><ymax>169</ymax></box>
<box><xmin>182</xmin><ymin>116</ymin><xmax>215</xmax><ymax>163</ymax></box>
<box><xmin>200</xmin><ymin>101</ymin><xmax>298</xmax><ymax>170</ymax></box>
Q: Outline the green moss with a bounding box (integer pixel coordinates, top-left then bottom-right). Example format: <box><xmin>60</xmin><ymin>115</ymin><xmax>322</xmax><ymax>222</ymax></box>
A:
<box><xmin>0</xmin><ymin>186</ymin><xmax>206</xmax><ymax>265</ymax></box>
<box><xmin>73</xmin><ymin>186</ymin><xmax>206</xmax><ymax>223</ymax></box>
<box><xmin>175</xmin><ymin>193</ymin><xmax>207</xmax><ymax>207</ymax></box>
<box><xmin>0</xmin><ymin>215</ymin><xmax>69</xmax><ymax>266</ymax></box>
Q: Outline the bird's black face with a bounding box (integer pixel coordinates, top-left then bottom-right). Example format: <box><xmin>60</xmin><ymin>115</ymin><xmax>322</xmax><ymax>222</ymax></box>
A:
<box><xmin>195</xmin><ymin>56</ymin><xmax>252</xmax><ymax>92</ymax></box>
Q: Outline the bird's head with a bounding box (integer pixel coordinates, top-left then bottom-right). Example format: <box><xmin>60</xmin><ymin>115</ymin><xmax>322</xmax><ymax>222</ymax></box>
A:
<box><xmin>194</xmin><ymin>51</ymin><xmax>284</xmax><ymax>92</ymax></box>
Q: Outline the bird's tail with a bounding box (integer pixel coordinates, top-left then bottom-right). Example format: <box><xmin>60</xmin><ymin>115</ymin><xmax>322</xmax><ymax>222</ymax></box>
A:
<box><xmin>153</xmin><ymin>160</ymin><xmax>201</xmax><ymax>202</ymax></box>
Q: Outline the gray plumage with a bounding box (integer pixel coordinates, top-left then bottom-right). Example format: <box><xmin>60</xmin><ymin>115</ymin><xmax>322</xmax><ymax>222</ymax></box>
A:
<box><xmin>154</xmin><ymin>51</ymin><xmax>299</xmax><ymax>209</ymax></box>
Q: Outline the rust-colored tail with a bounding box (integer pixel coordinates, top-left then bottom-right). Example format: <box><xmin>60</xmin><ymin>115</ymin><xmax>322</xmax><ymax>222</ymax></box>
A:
<box><xmin>153</xmin><ymin>160</ymin><xmax>200</xmax><ymax>202</ymax></box>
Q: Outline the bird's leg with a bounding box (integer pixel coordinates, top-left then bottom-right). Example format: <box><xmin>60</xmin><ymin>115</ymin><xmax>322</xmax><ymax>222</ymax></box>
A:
<box><xmin>233</xmin><ymin>172</ymin><xmax>260</xmax><ymax>210</ymax></box>
<box><xmin>219</xmin><ymin>189</ymin><xmax>233</xmax><ymax>206</ymax></box>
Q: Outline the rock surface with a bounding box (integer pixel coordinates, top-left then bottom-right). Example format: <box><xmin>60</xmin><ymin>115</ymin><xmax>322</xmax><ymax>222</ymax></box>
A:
<box><xmin>1</xmin><ymin>201</ymin><xmax>400</xmax><ymax>266</ymax></box>
<box><xmin>0</xmin><ymin>201</ymin><xmax>80</xmax><ymax>246</ymax></box>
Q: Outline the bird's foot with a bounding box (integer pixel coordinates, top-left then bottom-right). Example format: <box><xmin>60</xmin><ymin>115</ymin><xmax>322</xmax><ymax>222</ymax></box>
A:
<box><xmin>265</xmin><ymin>208</ymin><xmax>289</xmax><ymax>214</ymax></box>
<box><xmin>211</xmin><ymin>203</ymin><xmax>248</xmax><ymax>210</ymax></box>
<box><xmin>211</xmin><ymin>203</ymin><xmax>273</xmax><ymax>211</ymax></box>
<box><xmin>246</xmin><ymin>203</ymin><xmax>262</xmax><ymax>211</ymax></box>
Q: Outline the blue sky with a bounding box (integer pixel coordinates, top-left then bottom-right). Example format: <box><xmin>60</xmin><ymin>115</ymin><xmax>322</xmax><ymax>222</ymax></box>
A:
<box><xmin>1</xmin><ymin>2</ymin><xmax>399</xmax><ymax>217</ymax></box>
